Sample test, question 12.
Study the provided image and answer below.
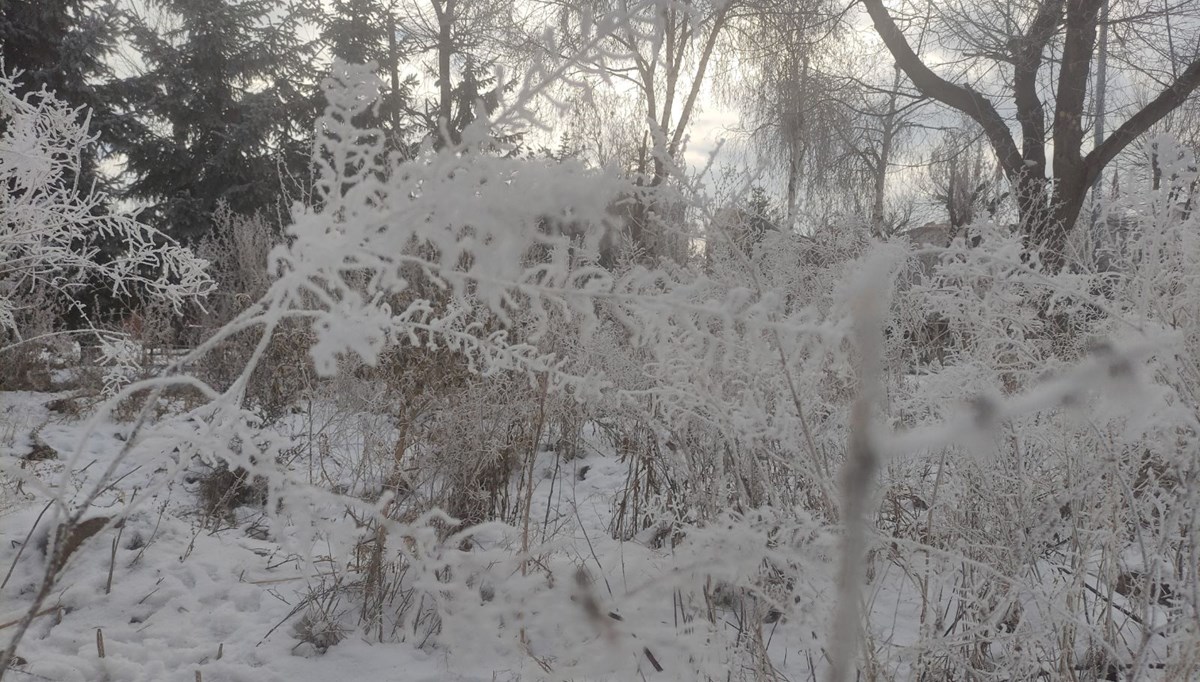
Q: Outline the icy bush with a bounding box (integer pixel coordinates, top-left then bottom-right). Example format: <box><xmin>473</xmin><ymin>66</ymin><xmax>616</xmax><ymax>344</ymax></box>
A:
<box><xmin>0</xmin><ymin>68</ymin><xmax>211</xmax><ymax>349</ymax></box>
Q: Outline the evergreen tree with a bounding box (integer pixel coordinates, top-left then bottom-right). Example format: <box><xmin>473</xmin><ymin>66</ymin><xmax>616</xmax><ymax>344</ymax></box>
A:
<box><xmin>2</xmin><ymin>0</ymin><xmax>140</xmax><ymax>328</ymax></box>
<box><xmin>319</xmin><ymin>0</ymin><xmax>519</xmax><ymax>155</ymax></box>
<box><xmin>320</xmin><ymin>0</ymin><xmax>417</xmax><ymax>155</ymax></box>
<box><xmin>744</xmin><ymin>186</ymin><xmax>782</xmax><ymax>244</ymax></box>
<box><xmin>115</xmin><ymin>0</ymin><xmax>320</xmax><ymax>240</ymax></box>
<box><xmin>436</xmin><ymin>58</ymin><xmax>513</xmax><ymax>149</ymax></box>
<box><xmin>324</xmin><ymin>0</ymin><xmax>386</xmax><ymax>65</ymax></box>
<box><xmin>0</xmin><ymin>0</ymin><xmax>120</xmax><ymax>191</ymax></box>
<box><xmin>414</xmin><ymin>3</ymin><xmax>517</xmax><ymax>152</ymax></box>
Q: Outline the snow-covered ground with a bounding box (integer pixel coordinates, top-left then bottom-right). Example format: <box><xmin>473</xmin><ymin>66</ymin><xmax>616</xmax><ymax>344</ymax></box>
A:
<box><xmin>0</xmin><ymin>391</ymin><xmax>838</xmax><ymax>681</ymax></box>
<box><xmin>2</xmin><ymin>391</ymin><xmax>533</xmax><ymax>680</ymax></box>
<box><xmin>3</xmin><ymin>388</ymin><xmax>1180</xmax><ymax>681</ymax></box>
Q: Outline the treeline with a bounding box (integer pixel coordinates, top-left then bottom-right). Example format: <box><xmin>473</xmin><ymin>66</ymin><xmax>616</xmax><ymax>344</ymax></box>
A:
<box><xmin>1</xmin><ymin>0</ymin><xmax>530</xmax><ymax>244</ymax></box>
<box><xmin>5</xmin><ymin>0</ymin><xmax>1200</xmax><ymax>258</ymax></box>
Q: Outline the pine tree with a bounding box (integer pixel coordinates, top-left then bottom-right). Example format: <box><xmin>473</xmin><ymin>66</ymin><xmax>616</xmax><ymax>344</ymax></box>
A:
<box><xmin>115</xmin><ymin>0</ymin><xmax>320</xmax><ymax>240</ymax></box>
<box><xmin>0</xmin><ymin>0</ymin><xmax>120</xmax><ymax>191</ymax></box>
<box><xmin>324</xmin><ymin>0</ymin><xmax>386</xmax><ymax>65</ymax></box>
<box><xmin>320</xmin><ymin>0</ymin><xmax>417</xmax><ymax>155</ymax></box>
<box><xmin>414</xmin><ymin>1</ymin><xmax>516</xmax><ymax>151</ymax></box>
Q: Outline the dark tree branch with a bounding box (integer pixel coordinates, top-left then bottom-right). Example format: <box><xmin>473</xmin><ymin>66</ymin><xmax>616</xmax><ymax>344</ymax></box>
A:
<box><xmin>1012</xmin><ymin>0</ymin><xmax>1063</xmax><ymax>174</ymax></box>
<box><xmin>860</xmin><ymin>0</ymin><xmax>1023</xmax><ymax>182</ymax></box>
<box><xmin>1052</xmin><ymin>0</ymin><xmax>1102</xmax><ymax>181</ymax></box>
<box><xmin>865</xmin><ymin>0</ymin><xmax>1200</xmax><ymax>272</ymax></box>
<box><xmin>1084</xmin><ymin>57</ymin><xmax>1200</xmax><ymax>187</ymax></box>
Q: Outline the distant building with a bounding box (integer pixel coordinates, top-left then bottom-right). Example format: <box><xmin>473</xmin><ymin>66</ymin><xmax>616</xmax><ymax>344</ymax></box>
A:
<box><xmin>902</xmin><ymin>221</ymin><xmax>956</xmax><ymax>276</ymax></box>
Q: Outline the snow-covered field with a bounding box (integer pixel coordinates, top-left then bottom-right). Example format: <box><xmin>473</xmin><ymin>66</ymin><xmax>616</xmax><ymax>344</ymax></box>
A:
<box><xmin>6</xmin><ymin>384</ymin><xmax>1184</xmax><ymax>681</ymax></box>
<box><xmin>2</xmin><ymin>391</ymin><xmax>452</xmax><ymax>681</ymax></box>
<box><xmin>1</xmin><ymin>390</ymin><xmax>842</xmax><ymax>681</ymax></box>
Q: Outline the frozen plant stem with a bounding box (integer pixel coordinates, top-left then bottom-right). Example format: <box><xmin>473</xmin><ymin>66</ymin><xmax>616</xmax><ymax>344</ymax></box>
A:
<box><xmin>828</xmin><ymin>283</ymin><xmax>886</xmax><ymax>682</ymax></box>
<box><xmin>519</xmin><ymin>375</ymin><xmax>549</xmax><ymax>652</ymax></box>
<box><xmin>521</xmin><ymin>374</ymin><xmax>550</xmax><ymax>577</ymax></box>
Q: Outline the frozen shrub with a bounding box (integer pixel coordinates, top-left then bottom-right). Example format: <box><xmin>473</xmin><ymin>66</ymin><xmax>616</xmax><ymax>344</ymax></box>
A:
<box><xmin>0</xmin><ymin>68</ymin><xmax>211</xmax><ymax>389</ymax></box>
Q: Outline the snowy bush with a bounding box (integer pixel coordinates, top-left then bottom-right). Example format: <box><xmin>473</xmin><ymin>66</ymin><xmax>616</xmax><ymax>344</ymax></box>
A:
<box><xmin>0</xmin><ymin>68</ymin><xmax>211</xmax><ymax>351</ymax></box>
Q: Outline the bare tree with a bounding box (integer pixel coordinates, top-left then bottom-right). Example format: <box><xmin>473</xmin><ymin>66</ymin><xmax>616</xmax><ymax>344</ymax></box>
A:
<box><xmin>863</xmin><ymin>0</ymin><xmax>1200</xmax><ymax>270</ymax></box>
<box><xmin>839</xmin><ymin>64</ymin><xmax>928</xmax><ymax>236</ymax></box>
<box><xmin>719</xmin><ymin>0</ymin><xmax>848</xmax><ymax>225</ymax></box>
<box><xmin>395</xmin><ymin>0</ymin><xmax>530</xmax><ymax>148</ymax></box>
<box><xmin>548</xmin><ymin>0</ymin><xmax>738</xmax><ymax>261</ymax></box>
<box><xmin>727</xmin><ymin>0</ymin><xmax>936</xmax><ymax>235</ymax></box>
<box><xmin>928</xmin><ymin>121</ymin><xmax>1004</xmax><ymax>231</ymax></box>
<box><xmin>605</xmin><ymin>0</ymin><xmax>734</xmax><ymax>187</ymax></box>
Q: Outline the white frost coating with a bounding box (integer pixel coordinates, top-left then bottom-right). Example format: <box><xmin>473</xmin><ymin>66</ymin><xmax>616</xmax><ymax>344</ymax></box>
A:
<box><xmin>270</xmin><ymin>61</ymin><xmax>626</xmax><ymax>379</ymax></box>
<box><xmin>0</xmin><ymin>68</ymin><xmax>212</xmax><ymax>340</ymax></box>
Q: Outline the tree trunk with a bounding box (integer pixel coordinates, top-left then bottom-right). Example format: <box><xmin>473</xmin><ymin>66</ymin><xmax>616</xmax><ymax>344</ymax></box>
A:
<box><xmin>785</xmin><ymin>148</ymin><xmax>800</xmax><ymax>228</ymax></box>
<box><xmin>870</xmin><ymin>66</ymin><xmax>902</xmax><ymax>236</ymax></box>
<box><xmin>434</xmin><ymin>0</ymin><xmax>455</xmax><ymax>147</ymax></box>
<box><xmin>386</xmin><ymin>7</ymin><xmax>404</xmax><ymax>153</ymax></box>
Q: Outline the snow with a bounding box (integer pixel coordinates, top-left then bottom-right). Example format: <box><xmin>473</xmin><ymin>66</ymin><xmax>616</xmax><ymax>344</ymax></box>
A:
<box><xmin>1</xmin><ymin>392</ymin><xmax>832</xmax><ymax>681</ymax></box>
<box><xmin>0</xmin><ymin>393</ymin><xmax>50</xmax><ymax>461</ymax></box>
<box><xmin>0</xmin><ymin>392</ymin><xmax>470</xmax><ymax>680</ymax></box>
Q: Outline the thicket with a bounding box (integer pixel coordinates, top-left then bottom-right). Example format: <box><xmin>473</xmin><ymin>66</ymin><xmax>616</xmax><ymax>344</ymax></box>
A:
<box><xmin>2</xmin><ymin>29</ymin><xmax>1200</xmax><ymax>682</ymax></box>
